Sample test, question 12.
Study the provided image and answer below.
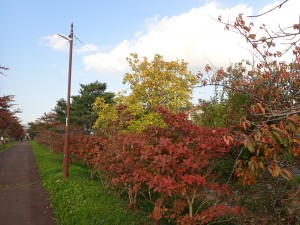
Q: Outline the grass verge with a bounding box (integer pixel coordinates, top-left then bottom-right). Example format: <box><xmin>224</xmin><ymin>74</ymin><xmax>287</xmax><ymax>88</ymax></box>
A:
<box><xmin>30</xmin><ymin>141</ymin><xmax>149</xmax><ymax>225</ymax></box>
<box><xmin>0</xmin><ymin>141</ymin><xmax>17</xmax><ymax>152</ymax></box>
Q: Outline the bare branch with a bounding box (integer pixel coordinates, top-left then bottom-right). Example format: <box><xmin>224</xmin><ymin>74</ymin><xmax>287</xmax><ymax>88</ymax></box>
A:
<box><xmin>247</xmin><ymin>0</ymin><xmax>289</xmax><ymax>18</ymax></box>
<box><xmin>0</xmin><ymin>66</ymin><xmax>9</xmax><ymax>76</ymax></box>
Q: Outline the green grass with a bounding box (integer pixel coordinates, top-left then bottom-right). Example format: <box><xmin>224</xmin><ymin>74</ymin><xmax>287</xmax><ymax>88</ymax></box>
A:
<box><xmin>0</xmin><ymin>141</ymin><xmax>17</xmax><ymax>152</ymax></box>
<box><xmin>30</xmin><ymin>141</ymin><xmax>149</xmax><ymax>225</ymax></box>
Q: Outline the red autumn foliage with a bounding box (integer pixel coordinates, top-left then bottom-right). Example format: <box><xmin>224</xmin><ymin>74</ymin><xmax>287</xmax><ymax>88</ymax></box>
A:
<box><xmin>0</xmin><ymin>95</ymin><xmax>24</xmax><ymax>139</ymax></box>
<box><xmin>69</xmin><ymin>108</ymin><xmax>243</xmax><ymax>223</ymax></box>
<box><xmin>33</xmin><ymin>112</ymin><xmax>82</xmax><ymax>153</ymax></box>
<box><xmin>142</xmin><ymin>108</ymin><xmax>242</xmax><ymax>222</ymax></box>
<box><xmin>34</xmin><ymin>112</ymin><xmax>65</xmax><ymax>153</ymax></box>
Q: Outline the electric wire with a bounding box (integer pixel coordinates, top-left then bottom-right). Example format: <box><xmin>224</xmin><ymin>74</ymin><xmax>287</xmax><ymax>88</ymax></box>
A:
<box><xmin>73</xmin><ymin>34</ymin><xmax>119</xmax><ymax>73</ymax></box>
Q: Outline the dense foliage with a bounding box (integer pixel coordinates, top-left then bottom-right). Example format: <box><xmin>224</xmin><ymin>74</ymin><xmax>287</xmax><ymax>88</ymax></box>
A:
<box><xmin>198</xmin><ymin>13</ymin><xmax>300</xmax><ymax>186</ymax></box>
<box><xmin>0</xmin><ymin>95</ymin><xmax>24</xmax><ymax>140</ymax></box>
<box><xmin>70</xmin><ymin>109</ymin><xmax>243</xmax><ymax>224</ymax></box>
<box><xmin>54</xmin><ymin>81</ymin><xmax>114</xmax><ymax>134</ymax></box>
<box><xmin>93</xmin><ymin>54</ymin><xmax>197</xmax><ymax>133</ymax></box>
<box><xmin>31</xmin><ymin>7</ymin><xmax>300</xmax><ymax>224</ymax></box>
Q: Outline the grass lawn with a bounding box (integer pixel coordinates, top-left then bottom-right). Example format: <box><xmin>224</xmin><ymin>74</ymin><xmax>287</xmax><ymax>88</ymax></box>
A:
<box><xmin>30</xmin><ymin>141</ymin><xmax>149</xmax><ymax>225</ymax></box>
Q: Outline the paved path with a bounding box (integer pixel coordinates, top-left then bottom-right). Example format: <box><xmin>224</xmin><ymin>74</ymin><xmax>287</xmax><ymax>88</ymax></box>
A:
<box><xmin>0</xmin><ymin>141</ymin><xmax>55</xmax><ymax>225</ymax></box>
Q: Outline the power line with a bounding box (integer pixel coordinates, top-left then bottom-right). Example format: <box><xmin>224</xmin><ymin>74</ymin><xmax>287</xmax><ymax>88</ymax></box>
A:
<box><xmin>74</xmin><ymin>35</ymin><xmax>97</xmax><ymax>54</ymax></box>
<box><xmin>73</xmin><ymin>34</ymin><xmax>119</xmax><ymax>73</ymax></box>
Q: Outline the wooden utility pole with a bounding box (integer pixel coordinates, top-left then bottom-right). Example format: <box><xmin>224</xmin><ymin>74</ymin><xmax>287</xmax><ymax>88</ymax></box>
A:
<box><xmin>63</xmin><ymin>23</ymin><xmax>73</xmax><ymax>179</ymax></box>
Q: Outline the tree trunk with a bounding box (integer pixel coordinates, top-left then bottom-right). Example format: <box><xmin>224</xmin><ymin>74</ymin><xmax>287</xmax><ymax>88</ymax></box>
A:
<box><xmin>186</xmin><ymin>195</ymin><xmax>193</xmax><ymax>217</ymax></box>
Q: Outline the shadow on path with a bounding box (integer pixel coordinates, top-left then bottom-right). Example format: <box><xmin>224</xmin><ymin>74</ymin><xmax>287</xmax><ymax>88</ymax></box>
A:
<box><xmin>0</xmin><ymin>141</ymin><xmax>55</xmax><ymax>225</ymax></box>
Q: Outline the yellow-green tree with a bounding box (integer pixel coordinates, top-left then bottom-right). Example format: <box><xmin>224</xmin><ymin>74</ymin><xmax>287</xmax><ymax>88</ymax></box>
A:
<box><xmin>123</xmin><ymin>53</ymin><xmax>197</xmax><ymax>112</ymax></box>
<box><xmin>94</xmin><ymin>53</ymin><xmax>198</xmax><ymax>132</ymax></box>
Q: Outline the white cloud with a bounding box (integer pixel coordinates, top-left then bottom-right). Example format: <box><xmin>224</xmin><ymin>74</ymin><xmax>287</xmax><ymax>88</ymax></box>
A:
<box><xmin>82</xmin><ymin>0</ymin><xmax>300</xmax><ymax>76</ymax></box>
<box><xmin>83</xmin><ymin>40</ymin><xmax>130</xmax><ymax>75</ymax></box>
<box><xmin>83</xmin><ymin>2</ymin><xmax>253</xmax><ymax>76</ymax></box>
<box><xmin>42</xmin><ymin>34</ymin><xmax>69</xmax><ymax>51</ymax></box>
<box><xmin>248</xmin><ymin>0</ymin><xmax>300</xmax><ymax>61</ymax></box>
<box><xmin>255</xmin><ymin>0</ymin><xmax>299</xmax><ymax>28</ymax></box>
<box><xmin>75</xmin><ymin>44</ymin><xmax>100</xmax><ymax>54</ymax></box>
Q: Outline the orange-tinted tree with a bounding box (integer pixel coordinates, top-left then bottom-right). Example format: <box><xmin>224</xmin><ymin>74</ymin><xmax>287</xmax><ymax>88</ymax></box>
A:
<box><xmin>0</xmin><ymin>95</ymin><xmax>24</xmax><ymax>140</ymax></box>
<box><xmin>198</xmin><ymin>13</ymin><xmax>300</xmax><ymax>184</ymax></box>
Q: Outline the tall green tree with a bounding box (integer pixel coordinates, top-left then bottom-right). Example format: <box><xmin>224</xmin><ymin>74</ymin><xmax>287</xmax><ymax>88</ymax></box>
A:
<box><xmin>54</xmin><ymin>81</ymin><xmax>115</xmax><ymax>134</ymax></box>
<box><xmin>193</xmin><ymin>87</ymin><xmax>251</xmax><ymax>128</ymax></box>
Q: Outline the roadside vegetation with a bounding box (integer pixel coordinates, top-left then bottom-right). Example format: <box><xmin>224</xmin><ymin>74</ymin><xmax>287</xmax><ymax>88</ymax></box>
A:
<box><xmin>0</xmin><ymin>66</ymin><xmax>25</xmax><ymax>142</ymax></box>
<box><xmin>0</xmin><ymin>94</ymin><xmax>25</xmax><ymax>142</ymax></box>
<box><xmin>28</xmin><ymin>5</ymin><xmax>300</xmax><ymax>225</ymax></box>
<box><xmin>0</xmin><ymin>141</ymin><xmax>17</xmax><ymax>152</ymax></box>
<box><xmin>30</xmin><ymin>141</ymin><xmax>149</xmax><ymax>225</ymax></box>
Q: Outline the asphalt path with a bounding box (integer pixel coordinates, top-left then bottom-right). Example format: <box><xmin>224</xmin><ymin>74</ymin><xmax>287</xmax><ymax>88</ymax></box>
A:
<box><xmin>0</xmin><ymin>141</ymin><xmax>55</xmax><ymax>225</ymax></box>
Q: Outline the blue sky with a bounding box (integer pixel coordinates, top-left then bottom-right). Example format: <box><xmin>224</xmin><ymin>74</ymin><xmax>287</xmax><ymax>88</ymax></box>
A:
<box><xmin>1</xmin><ymin>0</ymin><xmax>299</xmax><ymax>124</ymax></box>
